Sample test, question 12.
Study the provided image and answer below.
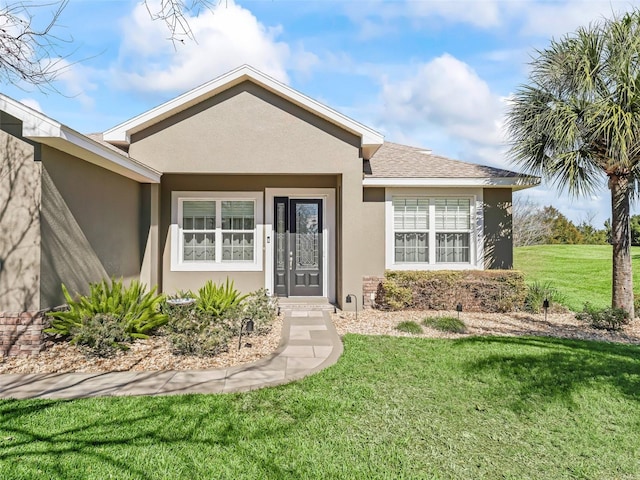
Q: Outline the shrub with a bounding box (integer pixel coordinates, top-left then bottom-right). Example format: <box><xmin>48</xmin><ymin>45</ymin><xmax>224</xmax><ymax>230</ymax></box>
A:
<box><xmin>395</xmin><ymin>321</ymin><xmax>423</xmax><ymax>334</ymax></box>
<box><xmin>70</xmin><ymin>314</ymin><xmax>128</xmax><ymax>358</ymax></box>
<box><xmin>423</xmin><ymin>316</ymin><xmax>467</xmax><ymax>333</ymax></box>
<box><xmin>46</xmin><ymin>279</ymin><xmax>168</xmax><ymax>341</ymax></box>
<box><xmin>524</xmin><ymin>281</ymin><xmax>567</xmax><ymax>314</ymax></box>
<box><xmin>234</xmin><ymin>288</ymin><xmax>278</xmax><ymax>335</ymax></box>
<box><xmin>376</xmin><ymin>270</ymin><xmax>527</xmax><ymax>313</ymax></box>
<box><xmin>576</xmin><ymin>303</ymin><xmax>630</xmax><ymax>331</ymax></box>
<box><xmin>196</xmin><ymin>279</ymin><xmax>248</xmax><ymax>317</ymax></box>
<box><xmin>162</xmin><ymin>306</ymin><xmax>233</xmax><ymax>357</ymax></box>
<box><xmin>162</xmin><ymin>286</ymin><xmax>276</xmax><ymax>357</ymax></box>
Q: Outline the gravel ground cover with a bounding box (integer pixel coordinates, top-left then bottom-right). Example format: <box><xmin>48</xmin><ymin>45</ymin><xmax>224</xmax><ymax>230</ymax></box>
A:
<box><xmin>3</xmin><ymin>308</ymin><xmax>639</xmax><ymax>375</ymax></box>
<box><xmin>333</xmin><ymin>309</ymin><xmax>640</xmax><ymax>344</ymax></box>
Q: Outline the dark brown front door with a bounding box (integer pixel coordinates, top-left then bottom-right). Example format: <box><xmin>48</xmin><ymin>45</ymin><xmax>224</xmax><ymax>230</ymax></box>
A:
<box><xmin>274</xmin><ymin>197</ymin><xmax>323</xmax><ymax>297</ymax></box>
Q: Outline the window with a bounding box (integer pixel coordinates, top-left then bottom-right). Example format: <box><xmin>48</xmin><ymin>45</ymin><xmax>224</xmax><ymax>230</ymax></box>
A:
<box><xmin>393</xmin><ymin>197</ymin><xmax>429</xmax><ymax>263</ymax></box>
<box><xmin>172</xmin><ymin>192</ymin><xmax>263</xmax><ymax>271</ymax></box>
<box><xmin>389</xmin><ymin>195</ymin><xmax>474</xmax><ymax>267</ymax></box>
<box><xmin>435</xmin><ymin>199</ymin><xmax>470</xmax><ymax>263</ymax></box>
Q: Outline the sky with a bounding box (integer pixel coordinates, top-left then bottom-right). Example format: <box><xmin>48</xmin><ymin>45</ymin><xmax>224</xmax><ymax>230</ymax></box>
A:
<box><xmin>4</xmin><ymin>0</ymin><xmax>640</xmax><ymax>227</ymax></box>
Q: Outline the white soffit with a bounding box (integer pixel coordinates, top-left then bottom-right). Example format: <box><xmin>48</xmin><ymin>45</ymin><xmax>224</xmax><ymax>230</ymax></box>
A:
<box><xmin>102</xmin><ymin>65</ymin><xmax>384</xmax><ymax>153</ymax></box>
<box><xmin>362</xmin><ymin>177</ymin><xmax>541</xmax><ymax>190</ymax></box>
<box><xmin>0</xmin><ymin>94</ymin><xmax>161</xmax><ymax>183</ymax></box>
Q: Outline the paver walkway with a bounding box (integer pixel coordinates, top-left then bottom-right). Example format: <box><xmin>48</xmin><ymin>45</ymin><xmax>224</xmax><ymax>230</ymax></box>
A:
<box><xmin>0</xmin><ymin>311</ymin><xmax>342</xmax><ymax>400</ymax></box>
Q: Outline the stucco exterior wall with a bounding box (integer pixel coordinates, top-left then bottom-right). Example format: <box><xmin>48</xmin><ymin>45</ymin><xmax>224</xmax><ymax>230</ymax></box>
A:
<box><xmin>129</xmin><ymin>82</ymin><xmax>361</xmax><ymax>175</ymax></box>
<box><xmin>0</xmin><ymin>130</ymin><xmax>41</xmax><ymax>312</ymax></box>
<box><xmin>483</xmin><ymin>188</ymin><xmax>513</xmax><ymax>269</ymax></box>
<box><xmin>40</xmin><ymin>147</ymin><xmax>143</xmax><ymax>308</ymax></box>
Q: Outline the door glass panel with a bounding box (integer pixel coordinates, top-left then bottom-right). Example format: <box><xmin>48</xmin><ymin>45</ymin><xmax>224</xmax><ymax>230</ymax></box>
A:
<box><xmin>295</xmin><ymin>203</ymin><xmax>319</xmax><ymax>270</ymax></box>
<box><xmin>276</xmin><ymin>202</ymin><xmax>286</xmax><ymax>270</ymax></box>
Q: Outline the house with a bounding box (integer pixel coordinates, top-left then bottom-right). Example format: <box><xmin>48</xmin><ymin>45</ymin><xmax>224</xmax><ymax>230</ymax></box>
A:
<box><xmin>0</xmin><ymin>65</ymin><xmax>537</xmax><ymax>319</ymax></box>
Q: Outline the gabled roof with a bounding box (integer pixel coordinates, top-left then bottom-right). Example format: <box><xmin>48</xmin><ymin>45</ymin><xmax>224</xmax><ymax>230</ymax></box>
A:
<box><xmin>103</xmin><ymin>65</ymin><xmax>384</xmax><ymax>159</ymax></box>
<box><xmin>364</xmin><ymin>142</ymin><xmax>539</xmax><ymax>190</ymax></box>
<box><xmin>0</xmin><ymin>94</ymin><xmax>161</xmax><ymax>183</ymax></box>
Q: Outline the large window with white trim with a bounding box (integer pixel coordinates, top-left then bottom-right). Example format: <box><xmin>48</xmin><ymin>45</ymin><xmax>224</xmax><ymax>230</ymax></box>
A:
<box><xmin>173</xmin><ymin>192</ymin><xmax>262</xmax><ymax>271</ymax></box>
<box><xmin>391</xmin><ymin>195</ymin><xmax>473</xmax><ymax>266</ymax></box>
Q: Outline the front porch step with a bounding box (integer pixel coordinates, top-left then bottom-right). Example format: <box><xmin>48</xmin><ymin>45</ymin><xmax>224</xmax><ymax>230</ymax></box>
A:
<box><xmin>276</xmin><ymin>297</ymin><xmax>336</xmax><ymax>313</ymax></box>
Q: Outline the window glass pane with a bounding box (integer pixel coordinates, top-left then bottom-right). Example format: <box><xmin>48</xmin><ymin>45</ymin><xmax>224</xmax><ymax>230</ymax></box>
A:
<box><xmin>183</xmin><ymin>201</ymin><xmax>215</xmax><ymax>231</ymax></box>
<box><xmin>435</xmin><ymin>198</ymin><xmax>470</xmax><ymax>230</ymax></box>
<box><xmin>222</xmin><ymin>233</ymin><xmax>254</xmax><ymax>262</ymax></box>
<box><xmin>436</xmin><ymin>233</ymin><xmax>470</xmax><ymax>263</ymax></box>
<box><xmin>222</xmin><ymin>201</ymin><xmax>254</xmax><ymax>230</ymax></box>
<box><xmin>394</xmin><ymin>232</ymin><xmax>428</xmax><ymax>263</ymax></box>
<box><xmin>393</xmin><ymin>197</ymin><xmax>428</xmax><ymax>230</ymax></box>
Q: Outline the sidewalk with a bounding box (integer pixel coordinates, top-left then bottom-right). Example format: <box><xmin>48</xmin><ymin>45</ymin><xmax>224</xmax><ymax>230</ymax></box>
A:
<box><xmin>0</xmin><ymin>311</ymin><xmax>342</xmax><ymax>400</ymax></box>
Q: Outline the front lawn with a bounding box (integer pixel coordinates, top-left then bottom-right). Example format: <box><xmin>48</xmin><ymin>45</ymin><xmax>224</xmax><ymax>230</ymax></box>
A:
<box><xmin>514</xmin><ymin>244</ymin><xmax>640</xmax><ymax>310</ymax></box>
<box><xmin>2</xmin><ymin>334</ymin><xmax>639</xmax><ymax>479</ymax></box>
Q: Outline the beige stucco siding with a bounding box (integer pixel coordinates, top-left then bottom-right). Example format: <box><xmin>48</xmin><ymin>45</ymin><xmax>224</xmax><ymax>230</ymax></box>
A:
<box><xmin>40</xmin><ymin>146</ymin><xmax>143</xmax><ymax>308</ymax></box>
<box><xmin>483</xmin><ymin>188</ymin><xmax>513</xmax><ymax>269</ymax></box>
<box><xmin>129</xmin><ymin>82</ymin><xmax>361</xmax><ymax>174</ymax></box>
<box><xmin>0</xmin><ymin>130</ymin><xmax>41</xmax><ymax>312</ymax></box>
<box><xmin>356</xmin><ymin>187</ymin><xmax>386</xmax><ymax>277</ymax></box>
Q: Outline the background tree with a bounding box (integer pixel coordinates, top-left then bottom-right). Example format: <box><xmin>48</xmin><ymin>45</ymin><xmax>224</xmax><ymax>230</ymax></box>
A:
<box><xmin>0</xmin><ymin>1</ymin><xmax>70</xmax><ymax>89</ymax></box>
<box><xmin>507</xmin><ymin>11</ymin><xmax>640</xmax><ymax>318</ymax></box>
<box><xmin>512</xmin><ymin>195</ymin><xmax>552</xmax><ymax>247</ymax></box>
<box><xmin>0</xmin><ymin>0</ymin><xmax>213</xmax><ymax>89</ymax></box>
<box><xmin>542</xmin><ymin>206</ymin><xmax>584</xmax><ymax>244</ymax></box>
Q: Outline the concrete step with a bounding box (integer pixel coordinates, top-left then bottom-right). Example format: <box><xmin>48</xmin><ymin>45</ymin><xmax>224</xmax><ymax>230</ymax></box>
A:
<box><xmin>276</xmin><ymin>297</ymin><xmax>336</xmax><ymax>313</ymax></box>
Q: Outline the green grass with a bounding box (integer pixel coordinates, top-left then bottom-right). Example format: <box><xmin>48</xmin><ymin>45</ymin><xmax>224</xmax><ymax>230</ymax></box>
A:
<box><xmin>395</xmin><ymin>320</ymin><xmax>423</xmax><ymax>334</ymax></box>
<box><xmin>514</xmin><ymin>244</ymin><xmax>640</xmax><ymax>311</ymax></box>
<box><xmin>2</xmin><ymin>334</ymin><xmax>640</xmax><ymax>479</ymax></box>
<box><xmin>423</xmin><ymin>316</ymin><xmax>467</xmax><ymax>333</ymax></box>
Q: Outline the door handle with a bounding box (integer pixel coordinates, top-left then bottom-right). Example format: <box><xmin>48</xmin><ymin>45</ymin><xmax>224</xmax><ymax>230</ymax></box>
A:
<box><xmin>289</xmin><ymin>251</ymin><xmax>293</xmax><ymax>270</ymax></box>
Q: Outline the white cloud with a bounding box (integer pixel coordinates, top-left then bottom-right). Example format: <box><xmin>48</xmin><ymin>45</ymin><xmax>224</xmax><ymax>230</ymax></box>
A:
<box><xmin>18</xmin><ymin>98</ymin><xmax>43</xmax><ymax>113</ymax></box>
<box><xmin>114</xmin><ymin>0</ymin><xmax>296</xmax><ymax>92</ymax></box>
<box><xmin>53</xmin><ymin>60</ymin><xmax>98</xmax><ymax>109</ymax></box>
<box><xmin>378</xmin><ymin>54</ymin><xmax>506</xmax><ymax>165</ymax></box>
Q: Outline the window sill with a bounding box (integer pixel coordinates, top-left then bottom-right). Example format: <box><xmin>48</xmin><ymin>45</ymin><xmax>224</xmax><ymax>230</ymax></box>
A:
<box><xmin>171</xmin><ymin>262</ymin><xmax>263</xmax><ymax>272</ymax></box>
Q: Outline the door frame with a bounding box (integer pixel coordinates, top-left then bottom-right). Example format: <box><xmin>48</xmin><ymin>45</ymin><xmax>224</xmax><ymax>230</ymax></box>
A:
<box><xmin>265</xmin><ymin>188</ymin><xmax>335</xmax><ymax>302</ymax></box>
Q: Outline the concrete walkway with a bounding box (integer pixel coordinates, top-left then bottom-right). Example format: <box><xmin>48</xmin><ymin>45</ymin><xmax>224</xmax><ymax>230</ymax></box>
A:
<box><xmin>0</xmin><ymin>311</ymin><xmax>342</xmax><ymax>400</ymax></box>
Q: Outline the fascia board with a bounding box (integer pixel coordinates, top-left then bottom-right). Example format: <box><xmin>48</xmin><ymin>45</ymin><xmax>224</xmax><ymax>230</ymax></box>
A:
<box><xmin>362</xmin><ymin>177</ymin><xmax>541</xmax><ymax>189</ymax></box>
<box><xmin>1</xmin><ymin>93</ymin><xmax>161</xmax><ymax>183</ymax></box>
<box><xmin>0</xmin><ymin>94</ymin><xmax>62</xmax><ymax>137</ymax></box>
<box><xmin>103</xmin><ymin>65</ymin><xmax>384</xmax><ymax>147</ymax></box>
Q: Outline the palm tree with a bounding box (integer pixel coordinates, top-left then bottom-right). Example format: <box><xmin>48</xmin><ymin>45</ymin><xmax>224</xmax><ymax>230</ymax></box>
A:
<box><xmin>507</xmin><ymin>11</ymin><xmax>640</xmax><ymax>318</ymax></box>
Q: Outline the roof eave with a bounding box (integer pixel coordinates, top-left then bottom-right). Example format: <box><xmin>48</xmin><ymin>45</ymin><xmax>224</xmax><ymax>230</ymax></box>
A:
<box><xmin>362</xmin><ymin>177</ymin><xmax>541</xmax><ymax>189</ymax></box>
<box><xmin>103</xmin><ymin>65</ymin><xmax>384</xmax><ymax>155</ymax></box>
<box><xmin>0</xmin><ymin>94</ymin><xmax>161</xmax><ymax>183</ymax></box>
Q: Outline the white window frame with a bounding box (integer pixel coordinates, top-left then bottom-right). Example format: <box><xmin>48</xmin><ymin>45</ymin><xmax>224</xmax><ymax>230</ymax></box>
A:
<box><xmin>385</xmin><ymin>188</ymin><xmax>483</xmax><ymax>270</ymax></box>
<box><xmin>171</xmin><ymin>191</ymin><xmax>263</xmax><ymax>272</ymax></box>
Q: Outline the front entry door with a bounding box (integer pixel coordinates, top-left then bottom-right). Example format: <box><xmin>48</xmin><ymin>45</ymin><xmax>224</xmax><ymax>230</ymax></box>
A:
<box><xmin>274</xmin><ymin>197</ymin><xmax>323</xmax><ymax>297</ymax></box>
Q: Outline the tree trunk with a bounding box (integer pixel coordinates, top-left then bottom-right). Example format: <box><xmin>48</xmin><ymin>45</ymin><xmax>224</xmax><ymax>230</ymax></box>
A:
<box><xmin>609</xmin><ymin>174</ymin><xmax>635</xmax><ymax>318</ymax></box>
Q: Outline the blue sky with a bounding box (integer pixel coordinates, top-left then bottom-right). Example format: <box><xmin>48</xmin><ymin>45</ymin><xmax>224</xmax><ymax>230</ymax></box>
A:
<box><xmin>5</xmin><ymin>0</ymin><xmax>640</xmax><ymax>227</ymax></box>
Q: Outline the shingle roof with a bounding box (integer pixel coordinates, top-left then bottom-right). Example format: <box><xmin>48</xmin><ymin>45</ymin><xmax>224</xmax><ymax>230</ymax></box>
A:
<box><xmin>365</xmin><ymin>142</ymin><xmax>524</xmax><ymax>179</ymax></box>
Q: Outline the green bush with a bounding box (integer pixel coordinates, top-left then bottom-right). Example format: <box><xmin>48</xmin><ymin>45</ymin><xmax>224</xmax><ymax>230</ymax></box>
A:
<box><xmin>162</xmin><ymin>306</ymin><xmax>233</xmax><ymax>357</ymax></box>
<box><xmin>196</xmin><ymin>279</ymin><xmax>248</xmax><ymax>317</ymax></box>
<box><xmin>377</xmin><ymin>270</ymin><xmax>527</xmax><ymax>313</ymax></box>
<box><xmin>70</xmin><ymin>313</ymin><xmax>129</xmax><ymax>358</ymax></box>
<box><xmin>524</xmin><ymin>281</ymin><xmax>567</xmax><ymax>314</ymax></box>
<box><xmin>576</xmin><ymin>303</ymin><xmax>630</xmax><ymax>331</ymax></box>
<box><xmin>423</xmin><ymin>316</ymin><xmax>467</xmax><ymax>333</ymax></box>
<box><xmin>162</xmin><ymin>286</ymin><xmax>275</xmax><ymax>357</ymax></box>
<box><xmin>235</xmin><ymin>288</ymin><xmax>278</xmax><ymax>335</ymax></box>
<box><xmin>45</xmin><ymin>279</ymin><xmax>168</xmax><ymax>342</ymax></box>
<box><xmin>395</xmin><ymin>321</ymin><xmax>423</xmax><ymax>334</ymax></box>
